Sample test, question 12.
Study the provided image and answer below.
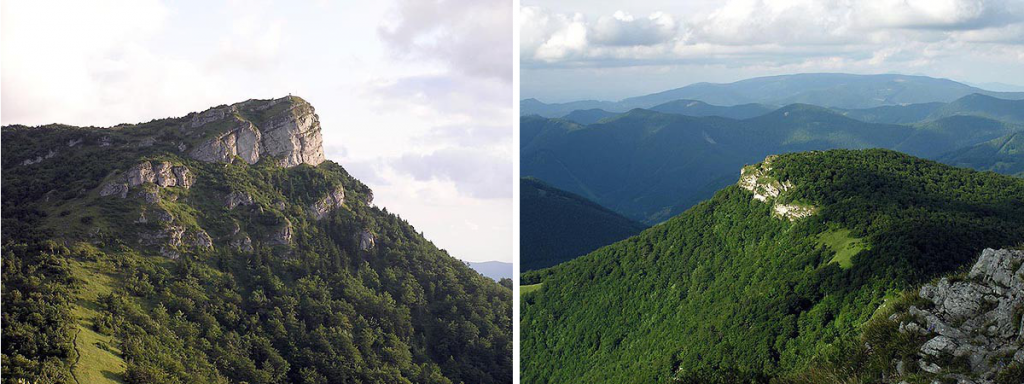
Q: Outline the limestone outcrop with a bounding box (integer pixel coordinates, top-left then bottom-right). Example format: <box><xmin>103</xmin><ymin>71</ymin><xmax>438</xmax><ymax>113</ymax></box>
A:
<box><xmin>738</xmin><ymin>156</ymin><xmax>816</xmax><ymax>221</ymax></box>
<box><xmin>358</xmin><ymin>230</ymin><xmax>375</xmax><ymax>251</ymax></box>
<box><xmin>225</xmin><ymin>191</ymin><xmax>254</xmax><ymax>209</ymax></box>
<box><xmin>186</xmin><ymin>96</ymin><xmax>325</xmax><ymax>168</ymax></box>
<box><xmin>891</xmin><ymin>248</ymin><xmax>1024</xmax><ymax>383</ymax></box>
<box><xmin>270</xmin><ymin>218</ymin><xmax>293</xmax><ymax>245</ymax></box>
<box><xmin>310</xmin><ymin>186</ymin><xmax>345</xmax><ymax>220</ymax></box>
<box><xmin>100</xmin><ymin>161</ymin><xmax>193</xmax><ymax>198</ymax></box>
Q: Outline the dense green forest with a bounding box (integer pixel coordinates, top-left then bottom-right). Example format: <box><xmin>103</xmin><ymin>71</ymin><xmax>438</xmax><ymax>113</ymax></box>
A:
<box><xmin>520</xmin><ymin>149</ymin><xmax>1024</xmax><ymax>383</ymax></box>
<box><xmin>520</xmin><ymin>178</ymin><xmax>647</xmax><ymax>272</ymax></box>
<box><xmin>940</xmin><ymin>131</ymin><xmax>1024</xmax><ymax>177</ymax></box>
<box><xmin>2</xmin><ymin>99</ymin><xmax>512</xmax><ymax>383</ymax></box>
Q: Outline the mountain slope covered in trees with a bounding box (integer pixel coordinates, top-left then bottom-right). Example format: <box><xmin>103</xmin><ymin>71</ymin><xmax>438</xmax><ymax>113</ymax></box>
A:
<box><xmin>520</xmin><ymin>178</ymin><xmax>647</xmax><ymax>272</ymax></box>
<box><xmin>520</xmin><ymin>149</ymin><xmax>1024</xmax><ymax>383</ymax></box>
<box><xmin>522</xmin><ymin>106</ymin><xmax>1020</xmax><ymax>223</ymax></box>
<box><xmin>1</xmin><ymin>96</ymin><xmax>512</xmax><ymax>384</ymax></box>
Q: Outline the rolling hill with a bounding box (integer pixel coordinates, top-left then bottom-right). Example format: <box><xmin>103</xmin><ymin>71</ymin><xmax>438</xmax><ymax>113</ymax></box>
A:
<box><xmin>520</xmin><ymin>149</ymin><xmax>1024</xmax><ymax>383</ymax></box>
<box><xmin>939</xmin><ymin>131</ymin><xmax>1024</xmax><ymax>177</ymax></box>
<box><xmin>522</xmin><ymin>106</ymin><xmax>1019</xmax><ymax>223</ymax></box>
<box><xmin>649</xmin><ymin>99</ymin><xmax>775</xmax><ymax>119</ymax></box>
<box><xmin>521</xmin><ymin>73</ymin><xmax>1024</xmax><ymax>117</ymax></box>
<box><xmin>559</xmin><ymin>109</ymin><xmax>620</xmax><ymax>125</ymax></box>
<box><xmin>520</xmin><ymin>178</ymin><xmax>647</xmax><ymax>272</ymax></box>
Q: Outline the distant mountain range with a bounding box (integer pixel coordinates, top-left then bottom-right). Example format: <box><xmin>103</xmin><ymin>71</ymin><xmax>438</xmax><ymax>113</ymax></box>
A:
<box><xmin>522</xmin><ymin>94</ymin><xmax>1022</xmax><ymax>223</ymax></box>
<box><xmin>520</xmin><ymin>178</ymin><xmax>647</xmax><ymax>272</ymax></box>
<box><xmin>522</xmin><ymin>73</ymin><xmax>1024</xmax><ymax>117</ymax></box>
<box><xmin>467</xmin><ymin>261</ymin><xmax>513</xmax><ymax>281</ymax></box>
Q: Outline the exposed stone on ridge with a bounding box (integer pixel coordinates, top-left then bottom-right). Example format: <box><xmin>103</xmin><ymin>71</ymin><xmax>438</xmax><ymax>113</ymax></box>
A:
<box><xmin>270</xmin><ymin>218</ymin><xmax>293</xmax><ymax>245</ymax></box>
<box><xmin>739</xmin><ymin>156</ymin><xmax>816</xmax><ymax>221</ymax></box>
<box><xmin>187</xmin><ymin>96</ymin><xmax>325</xmax><ymax>168</ymax></box>
<box><xmin>310</xmin><ymin>186</ymin><xmax>345</xmax><ymax>220</ymax></box>
<box><xmin>100</xmin><ymin>161</ymin><xmax>193</xmax><ymax>199</ymax></box>
<box><xmin>225</xmin><ymin>191</ymin><xmax>254</xmax><ymax>209</ymax></box>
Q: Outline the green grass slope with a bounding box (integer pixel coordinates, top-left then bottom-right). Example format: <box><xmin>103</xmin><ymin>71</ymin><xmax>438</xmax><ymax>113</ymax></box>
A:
<box><xmin>520</xmin><ymin>178</ymin><xmax>647</xmax><ymax>272</ymax></box>
<box><xmin>520</xmin><ymin>149</ymin><xmax>1024</xmax><ymax>383</ymax></box>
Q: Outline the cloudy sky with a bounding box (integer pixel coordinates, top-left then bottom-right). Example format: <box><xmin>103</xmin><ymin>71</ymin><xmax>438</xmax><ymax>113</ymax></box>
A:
<box><xmin>2</xmin><ymin>0</ymin><xmax>512</xmax><ymax>263</ymax></box>
<box><xmin>522</xmin><ymin>0</ymin><xmax>1024</xmax><ymax>102</ymax></box>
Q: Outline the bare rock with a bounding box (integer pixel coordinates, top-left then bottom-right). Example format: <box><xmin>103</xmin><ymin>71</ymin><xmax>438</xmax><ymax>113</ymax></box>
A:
<box><xmin>225</xmin><ymin>191</ymin><xmax>254</xmax><ymax>209</ymax></box>
<box><xmin>896</xmin><ymin>248</ymin><xmax>1024</xmax><ymax>383</ymax></box>
<box><xmin>187</xmin><ymin>97</ymin><xmax>324</xmax><ymax>168</ymax></box>
<box><xmin>270</xmin><ymin>218</ymin><xmax>293</xmax><ymax>245</ymax></box>
<box><xmin>231</xmin><ymin>235</ymin><xmax>253</xmax><ymax>252</ymax></box>
<box><xmin>127</xmin><ymin>162</ymin><xmax>156</xmax><ymax>187</ymax></box>
<box><xmin>190</xmin><ymin>118</ymin><xmax>262</xmax><ymax>164</ymax></box>
<box><xmin>99</xmin><ymin>183</ymin><xmax>129</xmax><ymax>198</ymax></box>
<box><xmin>191</xmin><ymin>230</ymin><xmax>214</xmax><ymax>250</ymax></box>
<box><xmin>310</xmin><ymin>186</ymin><xmax>345</xmax><ymax>220</ymax></box>
<box><xmin>358</xmin><ymin>230</ymin><xmax>375</xmax><ymax>251</ymax></box>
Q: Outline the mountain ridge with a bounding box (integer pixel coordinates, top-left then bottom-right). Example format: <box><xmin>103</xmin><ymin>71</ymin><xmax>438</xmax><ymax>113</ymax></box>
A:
<box><xmin>522</xmin><ymin>73</ymin><xmax>1024</xmax><ymax>117</ymax></box>
<box><xmin>2</xmin><ymin>96</ymin><xmax>513</xmax><ymax>383</ymax></box>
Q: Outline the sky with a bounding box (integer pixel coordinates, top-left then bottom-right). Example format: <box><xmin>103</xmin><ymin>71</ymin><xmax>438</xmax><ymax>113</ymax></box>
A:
<box><xmin>521</xmin><ymin>0</ymin><xmax>1024</xmax><ymax>102</ymax></box>
<box><xmin>1</xmin><ymin>0</ymin><xmax>513</xmax><ymax>263</ymax></box>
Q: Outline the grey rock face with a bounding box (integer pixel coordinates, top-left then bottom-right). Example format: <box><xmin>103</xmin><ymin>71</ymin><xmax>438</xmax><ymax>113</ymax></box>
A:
<box><xmin>187</xmin><ymin>96</ymin><xmax>325</xmax><ymax>168</ymax></box>
<box><xmin>270</xmin><ymin>218</ymin><xmax>293</xmax><ymax>245</ymax></box>
<box><xmin>358</xmin><ymin>230</ymin><xmax>375</xmax><ymax>251</ymax></box>
<box><xmin>895</xmin><ymin>248</ymin><xmax>1024</xmax><ymax>383</ymax></box>
<box><xmin>191</xmin><ymin>230</ymin><xmax>214</xmax><ymax>250</ymax></box>
<box><xmin>225</xmin><ymin>191</ymin><xmax>254</xmax><ymax>209</ymax></box>
<box><xmin>100</xmin><ymin>183</ymin><xmax>129</xmax><ymax>198</ymax></box>
<box><xmin>231</xmin><ymin>235</ymin><xmax>253</xmax><ymax>252</ymax></box>
<box><xmin>101</xmin><ymin>161</ymin><xmax>193</xmax><ymax>199</ymax></box>
<box><xmin>189</xmin><ymin>118</ymin><xmax>262</xmax><ymax>164</ymax></box>
<box><xmin>310</xmin><ymin>186</ymin><xmax>345</xmax><ymax>220</ymax></box>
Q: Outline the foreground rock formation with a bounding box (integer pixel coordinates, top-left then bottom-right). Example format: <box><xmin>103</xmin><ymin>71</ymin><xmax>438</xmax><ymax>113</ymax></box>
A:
<box><xmin>893</xmin><ymin>248</ymin><xmax>1024</xmax><ymax>383</ymax></box>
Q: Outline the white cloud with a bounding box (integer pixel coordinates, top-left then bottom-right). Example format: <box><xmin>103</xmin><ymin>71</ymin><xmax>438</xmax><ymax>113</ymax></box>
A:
<box><xmin>592</xmin><ymin>11</ymin><xmax>677</xmax><ymax>46</ymax></box>
<box><xmin>378</xmin><ymin>0</ymin><xmax>511</xmax><ymax>82</ymax></box>
<box><xmin>521</xmin><ymin>0</ymin><xmax>1024</xmax><ymax>101</ymax></box>
<box><xmin>520</xmin><ymin>6</ymin><xmax>589</xmax><ymax>61</ymax></box>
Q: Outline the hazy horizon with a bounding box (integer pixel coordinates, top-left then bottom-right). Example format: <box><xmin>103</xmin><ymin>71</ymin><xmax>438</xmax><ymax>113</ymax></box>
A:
<box><xmin>522</xmin><ymin>0</ymin><xmax>1024</xmax><ymax>102</ymax></box>
<box><xmin>522</xmin><ymin>71</ymin><xmax>1024</xmax><ymax>103</ymax></box>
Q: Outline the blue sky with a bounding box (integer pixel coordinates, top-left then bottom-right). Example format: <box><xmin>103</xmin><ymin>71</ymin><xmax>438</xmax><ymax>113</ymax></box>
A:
<box><xmin>522</xmin><ymin>0</ymin><xmax>1024</xmax><ymax>102</ymax></box>
<box><xmin>2</xmin><ymin>0</ymin><xmax>512</xmax><ymax>263</ymax></box>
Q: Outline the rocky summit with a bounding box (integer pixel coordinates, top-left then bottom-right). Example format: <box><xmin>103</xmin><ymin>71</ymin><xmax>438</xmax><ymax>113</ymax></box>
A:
<box><xmin>186</xmin><ymin>97</ymin><xmax>326</xmax><ymax>167</ymax></box>
<box><xmin>2</xmin><ymin>96</ymin><xmax>512</xmax><ymax>384</ymax></box>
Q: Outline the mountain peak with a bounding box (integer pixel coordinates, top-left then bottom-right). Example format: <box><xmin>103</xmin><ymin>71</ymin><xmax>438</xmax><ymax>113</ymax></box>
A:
<box><xmin>186</xmin><ymin>95</ymin><xmax>325</xmax><ymax>167</ymax></box>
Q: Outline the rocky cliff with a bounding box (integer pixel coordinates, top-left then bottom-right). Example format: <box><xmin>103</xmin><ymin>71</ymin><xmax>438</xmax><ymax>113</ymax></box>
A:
<box><xmin>2</xmin><ymin>96</ymin><xmax>512</xmax><ymax>383</ymax></box>
<box><xmin>186</xmin><ymin>96</ymin><xmax>325</xmax><ymax>167</ymax></box>
<box><xmin>888</xmin><ymin>248</ymin><xmax>1024</xmax><ymax>383</ymax></box>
